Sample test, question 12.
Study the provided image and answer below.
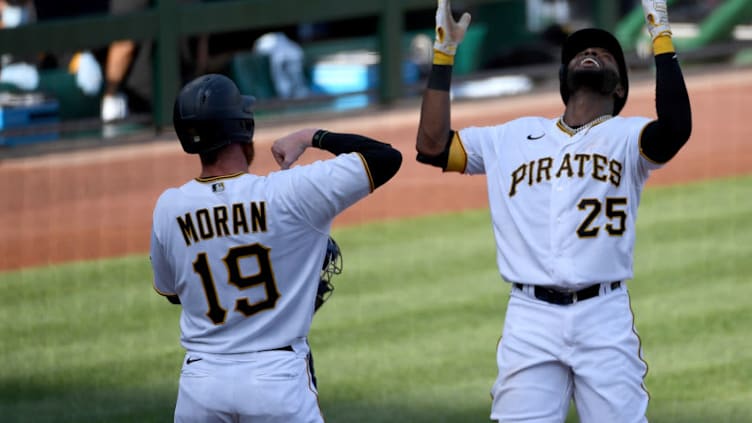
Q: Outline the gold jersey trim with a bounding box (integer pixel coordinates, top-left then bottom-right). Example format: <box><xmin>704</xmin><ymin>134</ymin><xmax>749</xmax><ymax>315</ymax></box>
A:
<box><xmin>556</xmin><ymin>119</ymin><xmax>575</xmax><ymax>136</ymax></box>
<box><xmin>195</xmin><ymin>172</ymin><xmax>245</xmax><ymax>183</ymax></box>
<box><xmin>556</xmin><ymin>115</ymin><xmax>612</xmax><ymax>137</ymax></box>
<box><xmin>153</xmin><ymin>285</ymin><xmax>176</xmax><ymax>297</ymax></box>
<box><xmin>627</xmin><ymin>289</ymin><xmax>652</xmax><ymax>401</ymax></box>
<box><xmin>356</xmin><ymin>153</ymin><xmax>375</xmax><ymax>192</ymax></box>
<box><xmin>445</xmin><ymin>132</ymin><xmax>468</xmax><ymax>173</ymax></box>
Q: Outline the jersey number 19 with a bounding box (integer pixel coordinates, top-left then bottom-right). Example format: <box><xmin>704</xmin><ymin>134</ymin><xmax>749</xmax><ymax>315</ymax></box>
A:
<box><xmin>192</xmin><ymin>243</ymin><xmax>280</xmax><ymax>324</ymax></box>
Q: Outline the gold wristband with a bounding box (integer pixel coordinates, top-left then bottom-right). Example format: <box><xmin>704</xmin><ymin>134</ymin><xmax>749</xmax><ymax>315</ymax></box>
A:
<box><xmin>433</xmin><ymin>50</ymin><xmax>455</xmax><ymax>66</ymax></box>
<box><xmin>653</xmin><ymin>35</ymin><xmax>675</xmax><ymax>55</ymax></box>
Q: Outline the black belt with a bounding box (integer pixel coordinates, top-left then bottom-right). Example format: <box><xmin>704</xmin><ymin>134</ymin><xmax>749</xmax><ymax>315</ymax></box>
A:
<box><xmin>267</xmin><ymin>345</ymin><xmax>293</xmax><ymax>352</ymax></box>
<box><xmin>514</xmin><ymin>281</ymin><xmax>621</xmax><ymax>305</ymax></box>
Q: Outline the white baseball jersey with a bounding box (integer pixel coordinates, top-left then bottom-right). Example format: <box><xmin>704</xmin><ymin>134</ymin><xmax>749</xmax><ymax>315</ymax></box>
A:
<box><xmin>452</xmin><ymin>115</ymin><xmax>658</xmax><ymax>289</ymax></box>
<box><xmin>151</xmin><ymin>153</ymin><xmax>370</xmax><ymax>354</ymax></box>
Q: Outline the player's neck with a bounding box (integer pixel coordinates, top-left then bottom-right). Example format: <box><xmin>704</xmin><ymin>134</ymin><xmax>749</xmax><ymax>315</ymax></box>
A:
<box><xmin>562</xmin><ymin>93</ymin><xmax>614</xmax><ymax>127</ymax></box>
<box><xmin>200</xmin><ymin>163</ymin><xmax>248</xmax><ymax>179</ymax></box>
<box><xmin>200</xmin><ymin>145</ymin><xmax>251</xmax><ymax>178</ymax></box>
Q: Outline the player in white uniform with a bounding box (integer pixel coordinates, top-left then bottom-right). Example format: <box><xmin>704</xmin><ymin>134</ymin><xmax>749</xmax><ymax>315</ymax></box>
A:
<box><xmin>416</xmin><ymin>1</ymin><xmax>691</xmax><ymax>421</ymax></box>
<box><xmin>151</xmin><ymin>74</ymin><xmax>401</xmax><ymax>422</ymax></box>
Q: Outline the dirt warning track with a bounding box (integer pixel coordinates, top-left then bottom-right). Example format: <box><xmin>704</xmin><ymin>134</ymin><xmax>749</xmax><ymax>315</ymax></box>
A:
<box><xmin>1</xmin><ymin>67</ymin><xmax>751</xmax><ymax>271</ymax></box>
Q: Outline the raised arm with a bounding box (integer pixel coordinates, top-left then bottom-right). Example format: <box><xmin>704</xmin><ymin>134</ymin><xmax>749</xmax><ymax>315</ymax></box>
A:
<box><xmin>638</xmin><ymin>0</ymin><xmax>692</xmax><ymax>164</ymax></box>
<box><xmin>416</xmin><ymin>0</ymin><xmax>471</xmax><ymax>162</ymax></box>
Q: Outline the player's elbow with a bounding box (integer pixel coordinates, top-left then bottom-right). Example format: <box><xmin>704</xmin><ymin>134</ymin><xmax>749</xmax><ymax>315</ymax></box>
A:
<box><xmin>381</xmin><ymin>148</ymin><xmax>403</xmax><ymax>184</ymax></box>
<box><xmin>416</xmin><ymin>129</ymin><xmax>447</xmax><ymax>158</ymax></box>
<box><xmin>369</xmin><ymin>147</ymin><xmax>403</xmax><ymax>189</ymax></box>
<box><xmin>679</xmin><ymin>117</ymin><xmax>692</xmax><ymax>144</ymax></box>
<box><xmin>666</xmin><ymin>110</ymin><xmax>693</xmax><ymax>151</ymax></box>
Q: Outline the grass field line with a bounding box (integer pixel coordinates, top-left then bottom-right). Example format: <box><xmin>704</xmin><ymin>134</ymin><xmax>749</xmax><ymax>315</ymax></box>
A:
<box><xmin>1</xmin><ymin>175</ymin><xmax>750</xmax><ymax>423</ymax></box>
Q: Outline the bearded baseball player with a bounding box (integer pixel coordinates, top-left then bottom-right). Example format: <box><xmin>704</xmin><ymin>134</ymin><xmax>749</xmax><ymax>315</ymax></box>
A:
<box><xmin>416</xmin><ymin>0</ymin><xmax>691</xmax><ymax>421</ymax></box>
<box><xmin>150</xmin><ymin>73</ymin><xmax>401</xmax><ymax>422</ymax></box>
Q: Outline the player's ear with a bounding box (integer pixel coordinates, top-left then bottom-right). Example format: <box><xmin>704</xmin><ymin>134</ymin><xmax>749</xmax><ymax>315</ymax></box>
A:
<box><xmin>243</xmin><ymin>142</ymin><xmax>255</xmax><ymax>166</ymax></box>
<box><xmin>614</xmin><ymin>83</ymin><xmax>625</xmax><ymax>100</ymax></box>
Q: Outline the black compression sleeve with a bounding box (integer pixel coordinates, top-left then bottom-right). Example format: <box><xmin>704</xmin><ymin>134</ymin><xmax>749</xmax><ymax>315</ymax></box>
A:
<box><xmin>640</xmin><ymin>52</ymin><xmax>692</xmax><ymax>163</ymax></box>
<box><xmin>313</xmin><ymin>130</ymin><xmax>402</xmax><ymax>189</ymax></box>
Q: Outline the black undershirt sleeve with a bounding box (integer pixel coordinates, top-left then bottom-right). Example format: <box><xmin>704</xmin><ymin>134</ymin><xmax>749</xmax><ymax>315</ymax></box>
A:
<box><xmin>640</xmin><ymin>52</ymin><xmax>692</xmax><ymax>164</ymax></box>
<box><xmin>313</xmin><ymin>130</ymin><xmax>402</xmax><ymax>189</ymax></box>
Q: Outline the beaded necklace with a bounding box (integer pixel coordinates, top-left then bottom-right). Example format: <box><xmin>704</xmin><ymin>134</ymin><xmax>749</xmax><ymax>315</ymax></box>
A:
<box><xmin>559</xmin><ymin>114</ymin><xmax>613</xmax><ymax>135</ymax></box>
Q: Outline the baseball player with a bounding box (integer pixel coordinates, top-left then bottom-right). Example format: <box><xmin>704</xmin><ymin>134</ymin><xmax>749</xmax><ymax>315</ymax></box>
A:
<box><xmin>150</xmin><ymin>73</ymin><xmax>401</xmax><ymax>422</ymax></box>
<box><xmin>416</xmin><ymin>1</ymin><xmax>691</xmax><ymax>421</ymax></box>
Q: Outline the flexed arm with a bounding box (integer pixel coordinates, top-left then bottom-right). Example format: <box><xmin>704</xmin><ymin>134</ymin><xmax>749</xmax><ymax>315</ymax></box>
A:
<box><xmin>272</xmin><ymin>128</ymin><xmax>402</xmax><ymax>190</ymax></box>
<box><xmin>639</xmin><ymin>0</ymin><xmax>692</xmax><ymax>164</ymax></box>
<box><xmin>416</xmin><ymin>0</ymin><xmax>471</xmax><ymax>164</ymax></box>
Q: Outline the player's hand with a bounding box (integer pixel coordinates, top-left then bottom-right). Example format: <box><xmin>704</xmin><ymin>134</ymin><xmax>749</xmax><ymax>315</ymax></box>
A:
<box><xmin>271</xmin><ymin>128</ymin><xmax>317</xmax><ymax>169</ymax></box>
<box><xmin>641</xmin><ymin>0</ymin><xmax>671</xmax><ymax>40</ymax></box>
<box><xmin>434</xmin><ymin>0</ymin><xmax>472</xmax><ymax>57</ymax></box>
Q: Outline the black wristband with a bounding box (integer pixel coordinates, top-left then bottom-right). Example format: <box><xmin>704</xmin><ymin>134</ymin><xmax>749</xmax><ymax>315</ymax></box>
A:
<box><xmin>427</xmin><ymin>64</ymin><xmax>453</xmax><ymax>91</ymax></box>
<box><xmin>312</xmin><ymin>129</ymin><xmax>329</xmax><ymax>149</ymax></box>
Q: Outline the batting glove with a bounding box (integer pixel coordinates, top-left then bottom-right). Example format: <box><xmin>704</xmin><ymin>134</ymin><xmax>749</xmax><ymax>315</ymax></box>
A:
<box><xmin>641</xmin><ymin>0</ymin><xmax>671</xmax><ymax>40</ymax></box>
<box><xmin>433</xmin><ymin>0</ymin><xmax>471</xmax><ymax>65</ymax></box>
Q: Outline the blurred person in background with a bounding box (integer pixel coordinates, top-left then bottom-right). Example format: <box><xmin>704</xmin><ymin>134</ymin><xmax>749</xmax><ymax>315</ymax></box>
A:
<box><xmin>103</xmin><ymin>0</ymin><xmax>210</xmax><ymax>123</ymax></box>
<box><xmin>100</xmin><ymin>0</ymin><xmax>151</xmax><ymax>123</ymax></box>
<box><xmin>0</xmin><ymin>0</ymin><xmax>106</xmax><ymax>96</ymax></box>
<box><xmin>0</xmin><ymin>0</ymin><xmax>33</xmax><ymax>29</ymax></box>
<box><xmin>0</xmin><ymin>0</ymin><xmax>39</xmax><ymax>90</ymax></box>
<box><xmin>35</xmin><ymin>0</ymin><xmax>106</xmax><ymax>97</ymax></box>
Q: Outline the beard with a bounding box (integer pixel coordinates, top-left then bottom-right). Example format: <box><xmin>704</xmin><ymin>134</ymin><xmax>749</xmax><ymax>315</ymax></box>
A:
<box><xmin>567</xmin><ymin>68</ymin><xmax>620</xmax><ymax>96</ymax></box>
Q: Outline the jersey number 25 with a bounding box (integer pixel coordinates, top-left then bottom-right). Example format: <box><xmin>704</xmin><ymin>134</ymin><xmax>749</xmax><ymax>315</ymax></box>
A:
<box><xmin>577</xmin><ymin>197</ymin><xmax>628</xmax><ymax>238</ymax></box>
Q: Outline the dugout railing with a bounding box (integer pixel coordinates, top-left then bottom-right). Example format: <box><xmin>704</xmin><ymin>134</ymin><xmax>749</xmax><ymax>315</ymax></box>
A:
<box><xmin>0</xmin><ymin>0</ymin><xmax>554</xmax><ymax>131</ymax></box>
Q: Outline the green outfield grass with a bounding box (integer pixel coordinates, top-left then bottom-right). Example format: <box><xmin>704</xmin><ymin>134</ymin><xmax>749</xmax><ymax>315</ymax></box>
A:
<box><xmin>1</xmin><ymin>175</ymin><xmax>751</xmax><ymax>423</ymax></box>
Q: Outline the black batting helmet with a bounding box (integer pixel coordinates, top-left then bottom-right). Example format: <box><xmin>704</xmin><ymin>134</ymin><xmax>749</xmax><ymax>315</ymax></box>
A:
<box><xmin>559</xmin><ymin>28</ymin><xmax>629</xmax><ymax>115</ymax></box>
<box><xmin>173</xmin><ymin>74</ymin><xmax>255</xmax><ymax>154</ymax></box>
